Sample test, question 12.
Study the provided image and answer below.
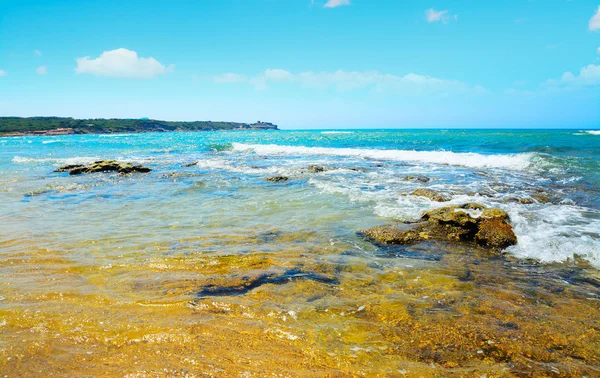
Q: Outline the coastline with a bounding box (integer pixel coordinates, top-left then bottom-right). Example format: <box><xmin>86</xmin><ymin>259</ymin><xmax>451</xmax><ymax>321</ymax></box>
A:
<box><xmin>0</xmin><ymin>117</ymin><xmax>279</xmax><ymax>137</ymax></box>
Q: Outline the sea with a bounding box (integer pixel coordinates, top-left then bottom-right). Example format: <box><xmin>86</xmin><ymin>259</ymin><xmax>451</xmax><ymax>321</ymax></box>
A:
<box><xmin>1</xmin><ymin>129</ymin><xmax>599</xmax><ymax>376</ymax></box>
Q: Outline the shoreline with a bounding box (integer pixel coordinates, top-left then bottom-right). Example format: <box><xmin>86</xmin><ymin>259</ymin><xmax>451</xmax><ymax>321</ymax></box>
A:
<box><xmin>0</xmin><ymin>127</ymin><xmax>280</xmax><ymax>138</ymax></box>
<box><xmin>0</xmin><ymin>116</ymin><xmax>279</xmax><ymax>137</ymax></box>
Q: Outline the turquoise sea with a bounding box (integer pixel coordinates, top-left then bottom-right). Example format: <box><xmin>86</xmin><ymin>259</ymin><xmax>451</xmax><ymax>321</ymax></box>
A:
<box><xmin>2</xmin><ymin>129</ymin><xmax>600</xmax><ymax>267</ymax></box>
<box><xmin>1</xmin><ymin>129</ymin><xmax>600</xmax><ymax>376</ymax></box>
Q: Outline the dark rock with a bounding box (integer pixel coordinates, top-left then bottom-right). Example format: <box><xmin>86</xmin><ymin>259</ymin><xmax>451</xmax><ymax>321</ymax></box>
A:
<box><xmin>531</xmin><ymin>191</ymin><xmax>551</xmax><ymax>204</ymax></box>
<box><xmin>360</xmin><ymin>203</ymin><xmax>517</xmax><ymax>252</ymax></box>
<box><xmin>265</xmin><ymin>176</ymin><xmax>289</xmax><ymax>182</ymax></box>
<box><xmin>403</xmin><ymin>175</ymin><xmax>430</xmax><ymax>183</ymax></box>
<box><xmin>56</xmin><ymin>160</ymin><xmax>151</xmax><ymax>175</ymax></box>
<box><xmin>307</xmin><ymin>165</ymin><xmax>325</xmax><ymax>173</ymax></box>
<box><xmin>182</xmin><ymin>161</ymin><xmax>198</xmax><ymax>167</ymax></box>
<box><xmin>54</xmin><ymin>164</ymin><xmax>86</xmax><ymax>172</ymax></box>
<box><xmin>409</xmin><ymin>188</ymin><xmax>449</xmax><ymax>202</ymax></box>
<box><xmin>196</xmin><ymin>268</ymin><xmax>338</xmax><ymax>298</ymax></box>
<box><xmin>519</xmin><ymin>197</ymin><xmax>535</xmax><ymax>204</ymax></box>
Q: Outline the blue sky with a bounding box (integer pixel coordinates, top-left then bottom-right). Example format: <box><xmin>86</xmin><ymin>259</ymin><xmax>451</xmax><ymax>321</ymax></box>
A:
<box><xmin>0</xmin><ymin>0</ymin><xmax>599</xmax><ymax>128</ymax></box>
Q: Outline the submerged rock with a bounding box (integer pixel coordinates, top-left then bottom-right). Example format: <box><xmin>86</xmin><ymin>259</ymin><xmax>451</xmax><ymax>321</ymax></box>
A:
<box><xmin>265</xmin><ymin>176</ymin><xmax>289</xmax><ymax>182</ymax></box>
<box><xmin>55</xmin><ymin>160</ymin><xmax>151</xmax><ymax>175</ymax></box>
<box><xmin>409</xmin><ymin>188</ymin><xmax>450</xmax><ymax>202</ymax></box>
<box><xmin>403</xmin><ymin>175</ymin><xmax>430</xmax><ymax>183</ymax></box>
<box><xmin>359</xmin><ymin>224</ymin><xmax>422</xmax><ymax>246</ymax></box>
<box><xmin>307</xmin><ymin>165</ymin><xmax>326</xmax><ymax>173</ymax></box>
<box><xmin>531</xmin><ymin>191</ymin><xmax>551</xmax><ymax>204</ymax></box>
<box><xmin>360</xmin><ymin>203</ymin><xmax>517</xmax><ymax>252</ymax></box>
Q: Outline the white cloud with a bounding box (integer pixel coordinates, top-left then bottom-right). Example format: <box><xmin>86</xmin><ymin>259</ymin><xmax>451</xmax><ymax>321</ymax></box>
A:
<box><xmin>324</xmin><ymin>0</ymin><xmax>350</xmax><ymax>8</ymax></box>
<box><xmin>597</xmin><ymin>47</ymin><xmax>600</xmax><ymax>54</ymax></box>
<box><xmin>36</xmin><ymin>65</ymin><xmax>48</xmax><ymax>75</ymax></box>
<box><xmin>0</xmin><ymin>69</ymin><xmax>6</xmax><ymax>77</ymax></box>
<box><xmin>590</xmin><ymin>6</ymin><xmax>600</xmax><ymax>31</ymax></box>
<box><xmin>34</xmin><ymin>50</ymin><xmax>42</xmax><ymax>56</ymax></box>
<box><xmin>426</xmin><ymin>8</ymin><xmax>455</xmax><ymax>23</ymax></box>
<box><xmin>211</xmin><ymin>68</ymin><xmax>485</xmax><ymax>95</ymax></box>
<box><xmin>213</xmin><ymin>73</ymin><xmax>248</xmax><ymax>84</ymax></box>
<box><xmin>546</xmin><ymin>64</ymin><xmax>600</xmax><ymax>87</ymax></box>
<box><xmin>75</xmin><ymin>48</ymin><xmax>174</xmax><ymax>78</ymax></box>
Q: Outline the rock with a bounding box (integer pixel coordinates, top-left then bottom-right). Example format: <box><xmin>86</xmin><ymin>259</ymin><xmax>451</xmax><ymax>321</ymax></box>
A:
<box><xmin>410</xmin><ymin>188</ymin><xmax>449</xmax><ymax>202</ymax></box>
<box><xmin>403</xmin><ymin>175</ymin><xmax>430</xmax><ymax>183</ymax></box>
<box><xmin>54</xmin><ymin>164</ymin><xmax>86</xmax><ymax>173</ymax></box>
<box><xmin>475</xmin><ymin>218</ymin><xmax>517</xmax><ymax>249</ymax></box>
<box><xmin>359</xmin><ymin>224</ymin><xmax>422</xmax><ymax>245</ymax></box>
<box><xmin>519</xmin><ymin>197</ymin><xmax>535</xmax><ymax>205</ymax></box>
<box><xmin>56</xmin><ymin>160</ymin><xmax>151</xmax><ymax>175</ymax></box>
<box><xmin>531</xmin><ymin>191</ymin><xmax>551</xmax><ymax>204</ymax></box>
<box><xmin>307</xmin><ymin>165</ymin><xmax>325</xmax><ymax>173</ymax></box>
<box><xmin>265</xmin><ymin>176</ymin><xmax>289</xmax><ymax>182</ymax></box>
<box><xmin>360</xmin><ymin>203</ymin><xmax>517</xmax><ymax>252</ymax></box>
<box><xmin>182</xmin><ymin>161</ymin><xmax>198</xmax><ymax>167</ymax></box>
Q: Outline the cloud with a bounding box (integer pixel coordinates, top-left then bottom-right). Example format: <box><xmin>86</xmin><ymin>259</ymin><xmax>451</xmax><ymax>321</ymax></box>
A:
<box><xmin>597</xmin><ymin>47</ymin><xmax>600</xmax><ymax>54</ymax></box>
<box><xmin>75</xmin><ymin>48</ymin><xmax>174</xmax><ymax>78</ymax></box>
<box><xmin>546</xmin><ymin>64</ymin><xmax>600</xmax><ymax>88</ymax></box>
<box><xmin>324</xmin><ymin>0</ymin><xmax>350</xmax><ymax>8</ymax></box>
<box><xmin>34</xmin><ymin>50</ymin><xmax>42</xmax><ymax>56</ymax></box>
<box><xmin>590</xmin><ymin>6</ymin><xmax>600</xmax><ymax>31</ymax></box>
<box><xmin>212</xmin><ymin>73</ymin><xmax>248</xmax><ymax>84</ymax></box>
<box><xmin>211</xmin><ymin>68</ymin><xmax>486</xmax><ymax>95</ymax></box>
<box><xmin>0</xmin><ymin>69</ymin><xmax>6</xmax><ymax>77</ymax></box>
<box><xmin>36</xmin><ymin>65</ymin><xmax>48</xmax><ymax>75</ymax></box>
<box><xmin>425</xmin><ymin>8</ymin><xmax>456</xmax><ymax>23</ymax></box>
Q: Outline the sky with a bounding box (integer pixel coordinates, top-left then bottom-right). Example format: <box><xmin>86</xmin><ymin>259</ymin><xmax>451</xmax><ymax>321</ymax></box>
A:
<box><xmin>0</xmin><ymin>0</ymin><xmax>599</xmax><ymax>129</ymax></box>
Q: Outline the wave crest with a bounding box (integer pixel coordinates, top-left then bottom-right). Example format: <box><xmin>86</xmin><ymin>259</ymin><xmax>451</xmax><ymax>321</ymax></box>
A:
<box><xmin>232</xmin><ymin>143</ymin><xmax>541</xmax><ymax>170</ymax></box>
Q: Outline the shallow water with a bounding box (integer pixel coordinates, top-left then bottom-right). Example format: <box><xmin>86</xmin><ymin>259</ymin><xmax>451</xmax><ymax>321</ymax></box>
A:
<box><xmin>1</xmin><ymin>129</ymin><xmax>599</xmax><ymax>376</ymax></box>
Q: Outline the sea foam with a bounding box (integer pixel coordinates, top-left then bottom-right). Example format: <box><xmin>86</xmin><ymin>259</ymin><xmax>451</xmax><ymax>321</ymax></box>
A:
<box><xmin>232</xmin><ymin>143</ymin><xmax>539</xmax><ymax>170</ymax></box>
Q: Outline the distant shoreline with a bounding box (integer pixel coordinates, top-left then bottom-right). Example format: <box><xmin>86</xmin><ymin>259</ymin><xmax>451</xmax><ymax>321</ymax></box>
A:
<box><xmin>0</xmin><ymin>117</ymin><xmax>278</xmax><ymax>137</ymax></box>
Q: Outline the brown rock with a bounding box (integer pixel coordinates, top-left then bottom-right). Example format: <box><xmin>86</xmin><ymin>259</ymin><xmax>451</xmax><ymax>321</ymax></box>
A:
<box><xmin>410</xmin><ymin>188</ymin><xmax>449</xmax><ymax>202</ymax></box>
<box><xmin>475</xmin><ymin>218</ymin><xmax>517</xmax><ymax>249</ymax></box>
<box><xmin>404</xmin><ymin>175</ymin><xmax>430</xmax><ymax>183</ymax></box>
<box><xmin>307</xmin><ymin>165</ymin><xmax>325</xmax><ymax>173</ymax></box>
<box><xmin>360</xmin><ymin>203</ymin><xmax>517</xmax><ymax>252</ymax></box>
<box><xmin>265</xmin><ymin>176</ymin><xmax>289</xmax><ymax>182</ymax></box>
<box><xmin>56</xmin><ymin>160</ymin><xmax>151</xmax><ymax>175</ymax></box>
<box><xmin>359</xmin><ymin>224</ymin><xmax>422</xmax><ymax>245</ymax></box>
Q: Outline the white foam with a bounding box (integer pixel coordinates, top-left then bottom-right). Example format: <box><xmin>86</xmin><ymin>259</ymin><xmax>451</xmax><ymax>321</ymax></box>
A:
<box><xmin>506</xmin><ymin>205</ymin><xmax>600</xmax><ymax>268</ymax></box>
<box><xmin>232</xmin><ymin>143</ymin><xmax>539</xmax><ymax>170</ymax></box>
<box><xmin>581</xmin><ymin>130</ymin><xmax>600</xmax><ymax>135</ymax></box>
<box><xmin>195</xmin><ymin>158</ymin><xmax>296</xmax><ymax>176</ymax></box>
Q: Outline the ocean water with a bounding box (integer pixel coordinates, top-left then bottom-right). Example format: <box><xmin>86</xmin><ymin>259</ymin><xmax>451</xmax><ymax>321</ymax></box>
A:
<box><xmin>3</xmin><ymin>129</ymin><xmax>600</xmax><ymax>267</ymax></box>
<box><xmin>1</xmin><ymin>129</ymin><xmax>600</xmax><ymax>376</ymax></box>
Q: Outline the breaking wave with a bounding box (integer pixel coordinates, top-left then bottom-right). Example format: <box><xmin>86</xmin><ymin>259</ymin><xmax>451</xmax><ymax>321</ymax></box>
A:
<box><xmin>232</xmin><ymin>143</ymin><xmax>544</xmax><ymax>171</ymax></box>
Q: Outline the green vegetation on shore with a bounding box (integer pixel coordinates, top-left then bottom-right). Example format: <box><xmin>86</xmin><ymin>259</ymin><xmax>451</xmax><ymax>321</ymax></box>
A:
<box><xmin>0</xmin><ymin>117</ymin><xmax>278</xmax><ymax>136</ymax></box>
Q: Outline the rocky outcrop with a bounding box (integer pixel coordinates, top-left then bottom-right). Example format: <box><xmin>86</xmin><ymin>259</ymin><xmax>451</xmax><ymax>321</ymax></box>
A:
<box><xmin>360</xmin><ymin>203</ymin><xmax>517</xmax><ymax>251</ymax></box>
<box><xmin>265</xmin><ymin>176</ymin><xmax>289</xmax><ymax>182</ymax></box>
<box><xmin>409</xmin><ymin>188</ymin><xmax>449</xmax><ymax>202</ymax></box>
<box><xmin>55</xmin><ymin>160</ymin><xmax>151</xmax><ymax>175</ymax></box>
